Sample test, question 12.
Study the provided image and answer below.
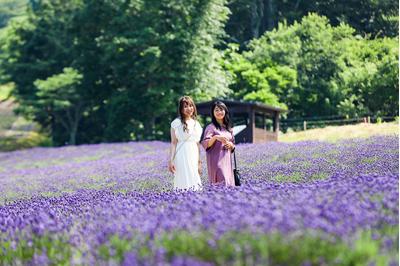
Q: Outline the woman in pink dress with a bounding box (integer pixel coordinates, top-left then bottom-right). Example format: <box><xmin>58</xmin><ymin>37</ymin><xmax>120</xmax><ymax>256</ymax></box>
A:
<box><xmin>201</xmin><ymin>101</ymin><xmax>235</xmax><ymax>186</ymax></box>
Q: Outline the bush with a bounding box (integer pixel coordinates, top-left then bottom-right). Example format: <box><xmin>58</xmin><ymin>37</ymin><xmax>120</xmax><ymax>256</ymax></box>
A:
<box><xmin>0</xmin><ymin>132</ymin><xmax>52</xmax><ymax>151</ymax></box>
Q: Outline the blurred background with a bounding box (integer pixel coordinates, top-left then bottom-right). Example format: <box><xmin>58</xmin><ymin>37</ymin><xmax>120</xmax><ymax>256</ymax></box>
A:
<box><xmin>0</xmin><ymin>0</ymin><xmax>398</xmax><ymax>150</ymax></box>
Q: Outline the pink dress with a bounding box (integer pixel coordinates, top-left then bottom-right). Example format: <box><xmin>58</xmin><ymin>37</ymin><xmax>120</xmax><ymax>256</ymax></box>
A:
<box><xmin>201</xmin><ymin>124</ymin><xmax>235</xmax><ymax>186</ymax></box>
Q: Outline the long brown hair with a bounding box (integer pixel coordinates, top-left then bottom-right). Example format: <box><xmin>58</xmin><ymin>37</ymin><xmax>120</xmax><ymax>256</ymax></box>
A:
<box><xmin>211</xmin><ymin>101</ymin><xmax>232</xmax><ymax>131</ymax></box>
<box><xmin>178</xmin><ymin>96</ymin><xmax>197</xmax><ymax>132</ymax></box>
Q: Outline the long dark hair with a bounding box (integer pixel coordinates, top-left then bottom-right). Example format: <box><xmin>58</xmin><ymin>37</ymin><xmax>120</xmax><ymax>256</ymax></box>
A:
<box><xmin>178</xmin><ymin>96</ymin><xmax>197</xmax><ymax>132</ymax></box>
<box><xmin>211</xmin><ymin>101</ymin><xmax>232</xmax><ymax>131</ymax></box>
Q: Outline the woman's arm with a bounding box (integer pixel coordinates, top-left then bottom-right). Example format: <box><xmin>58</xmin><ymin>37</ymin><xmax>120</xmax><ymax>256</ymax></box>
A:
<box><xmin>210</xmin><ymin>135</ymin><xmax>229</xmax><ymax>147</ymax></box>
<box><xmin>201</xmin><ymin>125</ymin><xmax>228</xmax><ymax>150</ymax></box>
<box><xmin>224</xmin><ymin>132</ymin><xmax>235</xmax><ymax>151</ymax></box>
<box><xmin>224</xmin><ymin>141</ymin><xmax>235</xmax><ymax>151</ymax></box>
<box><xmin>207</xmin><ymin>135</ymin><xmax>218</xmax><ymax>148</ymax></box>
<box><xmin>168</xmin><ymin>128</ymin><xmax>178</xmax><ymax>173</ymax></box>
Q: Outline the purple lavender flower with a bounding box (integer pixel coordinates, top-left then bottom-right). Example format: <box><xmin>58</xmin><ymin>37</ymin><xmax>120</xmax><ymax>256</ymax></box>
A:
<box><xmin>0</xmin><ymin>135</ymin><xmax>397</xmax><ymax>264</ymax></box>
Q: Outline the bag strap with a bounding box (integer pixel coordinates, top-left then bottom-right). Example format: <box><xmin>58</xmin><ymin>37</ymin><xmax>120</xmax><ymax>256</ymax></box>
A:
<box><xmin>232</xmin><ymin>133</ymin><xmax>238</xmax><ymax>170</ymax></box>
<box><xmin>233</xmin><ymin>150</ymin><xmax>238</xmax><ymax>169</ymax></box>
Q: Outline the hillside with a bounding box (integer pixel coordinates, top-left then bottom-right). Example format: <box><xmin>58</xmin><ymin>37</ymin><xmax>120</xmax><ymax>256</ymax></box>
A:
<box><xmin>0</xmin><ymin>85</ymin><xmax>49</xmax><ymax>151</ymax></box>
<box><xmin>279</xmin><ymin>122</ymin><xmax>399</xmax><ymax>142</ymax></box>
<box><xmin>0</xmin><ymin>0</ymin><xmax>27</xmax><ymax>28</ymax></box>
<box><xmin>0</xmin><ymin>99</ymin><xmax>15</xmax><ymax>132</ymax></box>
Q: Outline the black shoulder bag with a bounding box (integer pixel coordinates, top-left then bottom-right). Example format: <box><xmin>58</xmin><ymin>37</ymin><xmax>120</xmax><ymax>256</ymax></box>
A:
<box><xmin>232</xmin><ymin>140</ymin><xmax>241</xmax><ymax>186</ymax></box>
<box><xmin>233</xmin><ymin>151</ymin><xmax>241</xmax><ymax>186</ymax></box>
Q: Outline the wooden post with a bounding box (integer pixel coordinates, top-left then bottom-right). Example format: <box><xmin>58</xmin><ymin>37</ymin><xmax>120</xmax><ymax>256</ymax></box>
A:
<box><xmin>274</xmin><ymin>111</ymin><xmax>280</xmax><ymax>141</ymax></box>
<box><xmin>303</xmin><ymin>120</ymin><xmax>307</xmax><ymax>131</ymax></box>
<box><xmin>249</xmin><ymin>107</ymin><xmax>255</xmax><ymax>143</ymax></box>
<box><xmin>263</xmin><ymin>113</ymin><xmax>266</xmax><ymax>130</ymax></box>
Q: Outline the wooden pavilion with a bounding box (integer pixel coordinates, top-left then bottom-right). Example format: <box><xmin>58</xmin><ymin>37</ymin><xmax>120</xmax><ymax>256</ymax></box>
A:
<box><xmin>196</xmin><ymin>100</ymin><xmax>286</xmax><ymax>143</ymax></box>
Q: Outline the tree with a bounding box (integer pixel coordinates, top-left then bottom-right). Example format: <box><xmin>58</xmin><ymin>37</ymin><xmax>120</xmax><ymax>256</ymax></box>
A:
<box><xmin>0</xmin><ymin>0</ymin><xmax>89</xmax><ymax>145</ymax></box>
<box><xmin>34</xmin><ymin>68</ymin><xmax>83</xmax><ymax>145</ymax></box>
<box><xmin>224</xmin><ymin>0</ymin><xmax>398</xmax><ymax>47</ymax></box>
<box><xmin>336</xmin><ymin>37</ymin><xmax>399</xmax><ymax>117</ymax></box>
<box><xmin>223</xmin><ymin>13</ymin><xmax>399</xmax><ymax>118</ymax></box>
<box><xmin>96</xmin><ymin>0</ymin><xmax>230</xmax><ymax>141</ymax></box>
<box><xmin>221</xmin><ymin>43</ymin><xmax>289</xmax><ymax>109</ymax></box>
<box><xmin>1</xmin><ymin>0</ymin><xmax>230</xmax><ymax>144</ymax></box>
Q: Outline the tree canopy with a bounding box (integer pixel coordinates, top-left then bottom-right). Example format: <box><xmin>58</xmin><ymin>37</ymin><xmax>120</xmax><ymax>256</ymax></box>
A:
<box><xmin>223</xmin><ymin>14</ymin><xmax>398</xmax><ymax>118</ymax></box>
<box><xmin>0</xmin><ymin>0</ymin><xmax>398</xmax><ymax>145</ymax></box>
<box><xmin>225</xmin><ymin>0</ymin><xmax>398</xmax><ymax>46</ymax></box>
<box><xmin>1</xmin><ymin>0</ymin><xmax>229</xmax><ymax>145</ymax></box>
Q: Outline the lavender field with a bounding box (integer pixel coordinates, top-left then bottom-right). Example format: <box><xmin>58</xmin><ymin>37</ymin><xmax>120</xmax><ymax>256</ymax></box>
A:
<box><xmin>0</xmin><ymin>135</ymin><xmax>398</xmax><ymax>265</ymax></box>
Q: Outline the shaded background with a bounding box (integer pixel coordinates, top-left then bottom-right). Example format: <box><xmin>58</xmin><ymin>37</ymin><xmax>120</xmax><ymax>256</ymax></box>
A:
<box><xmin>0</xmin><ymin>0</ymin><xmax>398</xmax><ymax>147</ymax></box>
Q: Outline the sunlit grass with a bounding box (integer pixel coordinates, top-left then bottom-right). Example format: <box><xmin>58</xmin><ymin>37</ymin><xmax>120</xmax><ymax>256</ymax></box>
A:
<box><xmin>279</xmin><ymin>122</ymin><xmax>399</xmax><ymax>143</ymax></box>
<box><xmin>0</xmin><ymin>83</ymin><xmax>13</xmax><ymax>101</ymax></box>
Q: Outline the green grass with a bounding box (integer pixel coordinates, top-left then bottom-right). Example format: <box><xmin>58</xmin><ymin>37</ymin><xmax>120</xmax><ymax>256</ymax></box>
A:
<box><xmin>280</xmin><ymin>122</ymin><xmax>399</xmax><ymax>143</ymax></box>
<box><xmin>124</xmin><ymin>179</ymin><xmax>164</xmax><ymax>192</ymax></box>
<box><xmin>0</xmin><ymin>84</ymin><xmax>16</xmax><ymax>130</ymax></box>
<box><xmin>2</xmin><ymin>226</ymin><xmax>396</xmax><ymax>265</ymax></box>
<box><xmin>0</xmin><ymin>234</ymin><xmax>73</xmax><ymax>265</ymax></box>
<box><xmin>96</xmin><ymin>229</ymin><xmax>397</xmax><ymax>266</ymax></box>
<box><xmin>0</xmin><ymin>170</ymin><xmax>397</xmax><ymax>265</ymax></box>
<box><xmin>272</xmin><ymin>172</ymin><xmax>304</xmax><ymax>183</ymax></box>
<box><xmin>0</xmin><ymin>83</ymin><xmax>50</xmax><ymax>152</ymax></box>
<box><xmin>0</xmin><ymin>114</ymin><xmax>15</xmax><ymax>130</ymax></box>
<box><xmin>361</xmin><ymin>156</ymin><xmax>379</xmax><ymax>164</ymax></box>
<box><xmin>0</xmin><ymin>132</ymin><xmax>52</xmax><ymax>152</ymax></box>
<box><xmin>0</xmin><ymin>83</ymin><xmax>13</xmax><ymax>101</ymax></box>
<box><xmin>309</xmin><ymin>172</ymin><xmax>330</xmax><ymax>180</ymax></box>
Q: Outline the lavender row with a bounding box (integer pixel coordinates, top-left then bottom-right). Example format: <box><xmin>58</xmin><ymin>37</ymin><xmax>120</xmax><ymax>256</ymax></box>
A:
<box><xmin>0</xmin><ymin>135</ymin><xmax>398</xmax><ymax>264</ymax></box>
<box><xmin>0</xmin><ymin>136</ymin><xmax>398</xmax><ymax>204</ymax></box>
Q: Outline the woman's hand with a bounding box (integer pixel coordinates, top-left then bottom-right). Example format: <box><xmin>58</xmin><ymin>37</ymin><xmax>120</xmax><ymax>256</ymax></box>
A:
<box><xmin>198</xmin><ymin>160</ymin><xmax>202</xmax><ymax>175</ymax></box>
<box><xmin>168</xmin><ymin>161</ymin><xmax>176</xmax><ymax>174</ymax></box>
<box><xmin>224</xmin><ymin>141</ymin><xmax>235</xmax><ymax>150</ymax></box>
<box><xmin>215</xmin><ymin>135</ymin><xmax>228</xmax><ymax>144</ymax></box>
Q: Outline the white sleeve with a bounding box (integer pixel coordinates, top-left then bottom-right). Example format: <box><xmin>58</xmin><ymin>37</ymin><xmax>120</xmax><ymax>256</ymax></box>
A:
<box><xmin>171</xmin><ymin>118</ymin><xmax>181</xmax><ymax>129</ymax></box>
<box><xmin>195</xmin><ymin>121</ymin><xmax>203</xmax><ymax>141</ymax></box>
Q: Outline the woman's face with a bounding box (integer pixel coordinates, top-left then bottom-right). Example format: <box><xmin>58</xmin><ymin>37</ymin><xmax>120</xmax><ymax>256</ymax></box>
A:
<box><xmin>213</xmin><ymin>105</ymin><xmax>225</xmax><ymax>121</ymax></box>
<box><xmin>182</xmin><ymin>102</ymin><xmax>194</xmax><ymax>118</ymax></box>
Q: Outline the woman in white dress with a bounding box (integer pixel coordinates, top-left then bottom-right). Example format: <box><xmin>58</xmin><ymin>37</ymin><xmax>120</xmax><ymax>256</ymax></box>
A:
<box><xmin>168</xmin><ymin>96</ymin><xmax>203</xmax><ymax>190</ymax></box>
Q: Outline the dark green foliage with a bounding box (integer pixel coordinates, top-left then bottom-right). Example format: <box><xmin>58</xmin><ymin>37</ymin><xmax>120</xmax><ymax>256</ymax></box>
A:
<box><xmin>0</xmin><ymin>1</ymin><xmax>397</xmax><ymax>146</ymax></box>
<box><xmin>225</xmin><ymin>0</ymin><xmax>398</xmax><ymax>47</ymax></box>
<box><xmin>336</xmin><ymin>36</ymin><xmax>399</xmax><ymax>117</ymax></box>
<box><xmin>223</xmin><ymin>14</ymin><xmax>399</xmax><ymax>118</ymax></box>
<box><xmin>0</xmin><ymin>0</ymin><xmax>229</xmax><ymax>144</ymax></box>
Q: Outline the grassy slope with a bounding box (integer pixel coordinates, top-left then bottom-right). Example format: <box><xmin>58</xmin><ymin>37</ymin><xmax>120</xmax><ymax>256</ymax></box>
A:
<box><xmin>279</xmin><ymin>122</ymin><xmax>399</xmax><ymax>142</ymax></box>
<box><xmin>0</xmin><ymin>0</ymin><xmax>28</xmax><ymax>27</ymax></box>
<box><xmin>0</xmin><ymin>83</ymin><xmax>13</xmax><ymax>101</ymax></box>
<box><xmin>0</xmin><ymin>84</ymin><xmax>16</xmax><ymax>131</ymax></box>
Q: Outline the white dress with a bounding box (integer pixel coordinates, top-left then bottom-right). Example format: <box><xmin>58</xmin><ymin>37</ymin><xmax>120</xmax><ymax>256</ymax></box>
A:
<box><xmin>171</xmin><ymin>118</ymin><xmax>203</xmax><ymax>190</ymax></box>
